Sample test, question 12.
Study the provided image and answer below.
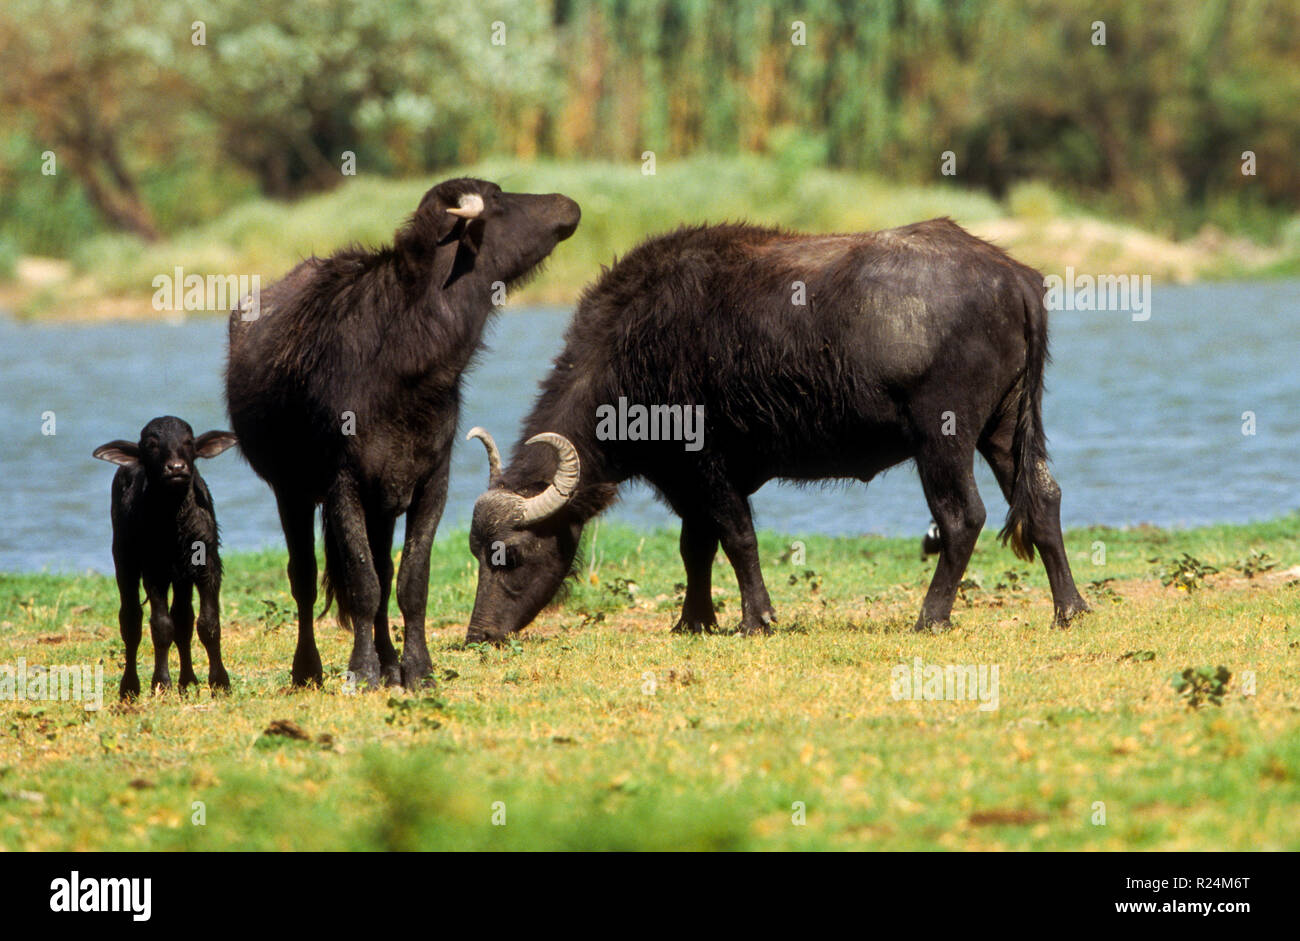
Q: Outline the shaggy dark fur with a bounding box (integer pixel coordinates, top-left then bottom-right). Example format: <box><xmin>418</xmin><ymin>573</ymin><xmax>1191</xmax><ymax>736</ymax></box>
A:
<box><xmin>94</xmin><ymin>416</ymin><xmax>237</xmax><ymax>698</ymax></box>
<box><xmin>466</xmin><ymin>218</ymin><xmax>1089</xmax><ymax>640</ymax></box>
<box><xmin>226</xmin><ymin>178</ymin><xmax>579</xmax><ymax>688</ymax></box>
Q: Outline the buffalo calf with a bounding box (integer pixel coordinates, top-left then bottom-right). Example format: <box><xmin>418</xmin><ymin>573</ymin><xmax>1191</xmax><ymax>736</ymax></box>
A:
<box><xmin>94</xmin><ymin>417</ymin><xmax>237</xmax><ymax>698</ymax></box>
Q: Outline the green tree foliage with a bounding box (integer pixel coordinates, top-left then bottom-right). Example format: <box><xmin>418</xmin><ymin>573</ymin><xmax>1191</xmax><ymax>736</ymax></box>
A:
<box><xmin>176</xmin><ymin>0</ymin><xmax>554</xmax><ymax>195</ymax></box>
<box><xmin>0</xmin><ymin>0</ymin><xmax>1296</xmax><ymax>245</ymax></box>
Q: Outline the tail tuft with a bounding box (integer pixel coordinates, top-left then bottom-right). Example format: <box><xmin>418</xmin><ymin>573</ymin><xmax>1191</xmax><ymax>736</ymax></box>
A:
<box><xmin>1000</xmin><ymin>518</ymin><xmax>1035</xmax><ymax>562</ymax></box>
<box><xmin>319</xmin><ymin>502</ymin><xmax>353</xmax><ymax>630</ymax></box>
<box><xmin>997</xmin><ymin>273</ymin><xmax>1051</xmax><ymax>564</ymax></box>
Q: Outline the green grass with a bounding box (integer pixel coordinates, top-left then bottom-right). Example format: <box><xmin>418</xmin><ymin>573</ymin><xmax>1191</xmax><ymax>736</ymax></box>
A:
<box><xmin>2</xmin><ymin>516</ymin><xmax>1298</xmax><ymax>850</ymax></box>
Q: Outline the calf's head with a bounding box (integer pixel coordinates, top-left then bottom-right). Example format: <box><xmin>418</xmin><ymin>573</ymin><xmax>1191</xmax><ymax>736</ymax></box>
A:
<box><xmin>465</xmin><ymin>428</ymin><xmax>583</xmax><ymax>642</ymax></box>
<box><xmin>94</xmin><ymin>417</ymin><xmax>237</xmax><ymax>492</ymax></box>
<box><xmin>402</xmin><ymin>178</ymin><xmax>580</xmax><ymax>290</ymax></box>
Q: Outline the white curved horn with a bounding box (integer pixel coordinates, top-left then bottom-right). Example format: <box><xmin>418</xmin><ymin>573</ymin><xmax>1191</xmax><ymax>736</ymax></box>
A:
<box><xmin>517</xmin><ymin>433</ymin><xmax>580</xmax><ymax>525</ymax></box>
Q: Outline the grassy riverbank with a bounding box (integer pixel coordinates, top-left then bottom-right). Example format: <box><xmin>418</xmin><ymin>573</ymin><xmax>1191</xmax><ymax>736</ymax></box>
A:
<box><xmin>3</xmin><ymin>157</ymin><xmax>1296</xmax><ymax>322</ymax></box>
<box><xmin>1</xmin><ymin>516</ymin><xmax>1297</xmax><ymax>850</ymax></box>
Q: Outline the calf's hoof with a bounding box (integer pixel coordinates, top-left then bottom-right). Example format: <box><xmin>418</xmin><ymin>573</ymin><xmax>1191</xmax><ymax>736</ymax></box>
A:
<box><xmin>178</xmin><ymin>670</ymin><xmax>200</xmax><ymax>692</ymax></box>
<box><xmin>119</xmin><ymin>674</ymin><xmax>141</xmax><ymax>701</ymax></box>
<box><xmin>151</xmin><ymin>673</ymin><xmax>172</xmax><ymax>694</ymax></box>
<box><xmin>209</xmin><ymin>668</ymin><xmax>231</xmax><ymax>693</ymax></box>
<box><xmin>381</xmin><ymin>663</ymin><xmax>403</xmax><ymax>688</ymax></box>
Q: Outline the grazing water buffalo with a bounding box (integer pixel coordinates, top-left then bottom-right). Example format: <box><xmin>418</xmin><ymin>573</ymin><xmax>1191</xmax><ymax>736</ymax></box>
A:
<box><xmin>226</xmin><ymin>178</ymin><xmax>580</xmax><ymax>687</ymax></box>
<box><xmin>93</xmin><ymin>417</ymin><xmax>238</xmax><ymax>698</ymax></box>
<box><xmin>464</xmin><ymin>218</ymin><xmax>1089</xmax><ymax>640</ymax></box>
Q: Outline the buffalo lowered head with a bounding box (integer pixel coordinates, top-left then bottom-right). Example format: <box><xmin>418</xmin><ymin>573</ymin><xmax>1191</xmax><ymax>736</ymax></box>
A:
<box><xmin>464</xmin><ymin>427</ymin><xmax>583</xmax><ymax>643</ymax></box>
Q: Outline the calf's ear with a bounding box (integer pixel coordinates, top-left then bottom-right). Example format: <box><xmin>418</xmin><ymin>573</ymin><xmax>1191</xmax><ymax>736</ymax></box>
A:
<box><xmin>195</xmin><ymin>431</ymin><xmax>238</xmax><ymax>459</ymax></box>
<box><xmin>93</xmin><ymin>441</ymin><xmax>141</xmax><ymax>466</ymax></box>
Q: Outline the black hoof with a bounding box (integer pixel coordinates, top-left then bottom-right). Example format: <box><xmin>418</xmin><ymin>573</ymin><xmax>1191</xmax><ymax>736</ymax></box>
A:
<box><xmin>119</xmin><ymin>675</ymin><xmax>141</xmax><ymax>700</ymax></box>
<box><xmin>738</xmin><ymin>613</ymin><xmax>776</xmax><ymax>636</ymax></box>
<box><xmin>292</xmin><ymin>648</ymin><xmax>324</xmax><ymax>687</ymax></box>
<box><xmin>400</xmin><ymin>658</ymin><xmax>433</xmax><ymax>688</ymax></box>
<box><xmin>291</xmin><ymin>669</ymin><xmax>323</xmax><ymax>688</ymax></box>
<box><xmin>670</xmin><ymin>616</ymin><xmax>717</xmax><ymax>635</ymax></box>
<box><xmin>913</xmin><ymin>616</ymin><xmax>953</xmax><ymax>634</ymax></box>
<box><xmin>1053</xmin><ymin>599</ymin><xmax>1091</xmax><ymax>628</ymax></box>
<box><xmin>349</xmin><ymin>666</ymin><xmax>382</xmax><ymax>690</ymax></box>
<box><xmin>209</xmin><ymin>669</ymin><xmax>231</xmax><ymax>693</ymax></box>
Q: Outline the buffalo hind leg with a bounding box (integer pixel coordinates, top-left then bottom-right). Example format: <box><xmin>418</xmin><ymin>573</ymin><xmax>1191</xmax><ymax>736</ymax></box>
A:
<box><xmin>980</xmin><ymin>436</ymin><xmax>1089</xmax><ymax>626</ymax></box>
<box><xmin>325</xmin><ymin>477</ymin><xmax>383</xmax><ymax>689</ymax></box>
<box><xmin>709</xmin><ymin>489</ymin><xmax>776</xmax><ymax>635</ymax></box>
<box><xmin>914</xmin><ymin>454</ymin><xmax>986</xmax><ymax>632</ymax></box>
<box><xmin>277</xmin><ymin>493</ymin><xmax>323</xmax><ymax>687</ymax></box>
<box><xmin>673</xmin><ymin>516</ymin><xmax>719</xmax><ymax>634</ymax></box>
<box><xmin>367</xmin><ymin>508</ymin><xmax>402</xmax><ymax>687</ymax></box>
<box><xmin>396</xmin><ymin>465</ymin><xmax>449</xmax><ymax>688</ymax></box>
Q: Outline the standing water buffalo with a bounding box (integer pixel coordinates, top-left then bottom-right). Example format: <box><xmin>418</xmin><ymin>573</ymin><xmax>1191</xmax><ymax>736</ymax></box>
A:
<box><xmin>465</xmin><ymin>218</ymin><xmax>1089</xmax><ymax>640</ymax></box>
<box><xmin>227</xmin><ymin>178</ymin><xmax>580</xmax><ymax>687</ymax></box>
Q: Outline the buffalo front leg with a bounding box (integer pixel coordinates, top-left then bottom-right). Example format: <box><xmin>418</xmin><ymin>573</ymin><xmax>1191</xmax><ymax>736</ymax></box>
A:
<box><xmin>672</xmin><ymin>516</ymin><xmax>719</xmax><ymax>634</ymax></box>
<box><xmin>277</xmin><ymin>494</ymin><xmax>322</xmax><ymax>687</ymax></box>
<box><xmin>396</xmin><ymin>463</ymin><xmax>449</xmax><ymax>687</ymax></box>
<box><xmin>914</xmin><ymin>454</ymin><xmax>985</xmax><ymax>632</ymax></box>
<box><xmin>709</xmin><ymin>489</ymin><xmax>776</xmax><ymax>635</ymax></box>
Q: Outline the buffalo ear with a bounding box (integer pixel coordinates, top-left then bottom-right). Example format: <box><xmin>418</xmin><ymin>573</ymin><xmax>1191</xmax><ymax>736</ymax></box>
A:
<box><xmin>93</xmin><ymin>441</ymin><xmax>140</xmax><ymax>466</ymax></box>
<box><xmin>195</xmin><ymin>431</ymin><xmax>238</xmax><ymax>459</ymax></box>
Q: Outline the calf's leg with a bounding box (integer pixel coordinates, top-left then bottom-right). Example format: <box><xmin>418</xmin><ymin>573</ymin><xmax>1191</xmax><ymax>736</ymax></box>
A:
<box><xmin>115</xmin><ymin>565</ymin><xmax>143</xmax><ymax>700</ymax></box>
<box><xmin>171</xmin><ymin>581</ymin><xmax>198</xmax><ymax>691</ymax></box>
<box><xmin>195</xmin><ymin>570</ymin><xmax>230</xmax><ymax>692</ymax></box>
<box><xmin>144</xmin><ymin>577</ymin><xmax>174</xmax><ymax>691</ymax></box>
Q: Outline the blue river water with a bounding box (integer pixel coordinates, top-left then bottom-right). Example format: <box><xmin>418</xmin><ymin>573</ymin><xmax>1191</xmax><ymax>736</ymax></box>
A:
<box><xmin>0</xmin><ymin>278</ymin><xmax>1296</xmax><ymax>574</ymax></box>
